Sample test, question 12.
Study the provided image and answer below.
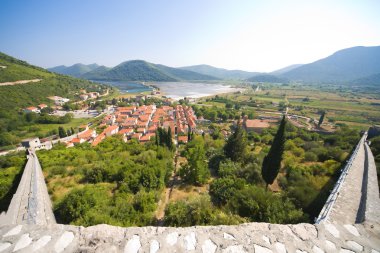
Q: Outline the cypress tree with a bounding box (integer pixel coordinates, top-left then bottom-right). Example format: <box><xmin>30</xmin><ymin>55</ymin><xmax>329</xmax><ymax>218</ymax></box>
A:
<box><xmin>158</xmin><ymin>127</ymin><xmax>164</xmax><ymax>146</ymax></box>
<box><xmin>223</xmin><ymin>122</ymin><xmax>247</xmax><ymax>162</ymax></box>
<box><xmin>167</xmin><ymin>127</ymin><xmax>173</xmax><ymax>149</ymax></box>
<box><xmin>58</xmin><ymin>127</ymin><xmax>67</xmax><ymax>138</ymax></box>
<box><xmin>318</xmin><ymin>111</ymin><xmax>325</xmax><ymax>126</ymax></box>
<box><xmin>262</xmin><ymin>115</ymin><xmax>287</xmax><ymax>188</ymax></box>
<box><xmin>155</xmin><ymin>130</ymin><xmax>159</xmax><ymax>146</ymax></box>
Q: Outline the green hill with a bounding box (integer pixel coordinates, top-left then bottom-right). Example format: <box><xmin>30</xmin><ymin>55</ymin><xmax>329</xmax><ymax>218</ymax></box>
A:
<box><xmin>153</xmin><ymin>64</ymin><xmax>218</xmax><ymax>81</ymax></box>
<box><xmin>281</xmin><ymin>46</ymin><xmax>380</xmax><ymax>83</ymax></box>
<box><xmin>247</xmin><ymin>74</ymin><xmax>288</xmax><ymax>83</ymax></box>
<box><xmin>0</xmin><ymin>52</ymin><xmax>54</xmax><ymax>82</ymax></box>
<box><xmin>72</xmin><ymin>60</ymin><xmax>219</xmax><ymax>81</ymax></box>
<box><xmin>270</xmin><ymin>64</ymin><xmax>303</xmax><ymax>75</ymax></box>
<box><xmin>180</xmin><ymin>64</ymin><xmax>259</xmax><ymax>80</ymax></box>
<box><xmin>93</xmin><ymin>60</ymin><xmax>177</xmax><ymax>81</ymax></box>
<box><xmin>48</xmin><ymin>63</ymin><xmax>102</xmax><ymax>77</ymax></box>
<box><xmin>0</xmin><ymin>52</ymin><xmax>110</xmax><ymax>148</ymax></box>
<box><xmin>351</xmin><ymin>73</ymin><xmax>380</xmax><ymax>86</ymax></box>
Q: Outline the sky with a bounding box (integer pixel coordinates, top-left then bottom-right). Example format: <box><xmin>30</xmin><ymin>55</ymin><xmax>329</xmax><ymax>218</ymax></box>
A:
<box><xmin>0</xmin><ymin>0</ymin><xmax>380</xmax><ymax>72</ymax></box>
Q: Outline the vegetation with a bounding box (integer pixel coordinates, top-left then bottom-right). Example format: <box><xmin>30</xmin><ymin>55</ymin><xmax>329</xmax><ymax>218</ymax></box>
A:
<box><xmin>223</xmin><ymin>123</ymin><xmax>247</xmax><ymax>162</ymax></box>
<box><xmin>179</xmin><ymin>136</ymin><xmax>210</xmax><ymax>185</ymax></box>
<box><xmin>0</xmin><ymin>52</ymin><xmax>54</xmax><ymax>82</ymax></box>
<box><xmin>0</xmin><ymin>152</ymin><xmax>25</xmax><ymax>212</ymax></box>
<box><xmin>0</xmin><ymin>52</ymin><xmax>112</xmax><ymax>149</ymax></box>
<box><xmin>262</xmin><ymin>116</ymin><xmax>286</xmax><ymax>188</ymax></box>
<box><xmin>156</xmin><ymin>127</ymin><xmax>173</xmax><ymax>150</ymax></box>
<box><xmin>35</xmin><ymin>136</ymin><xmax>174</xmax><ymax>226</ymax></box>
<box><xmin>318</xmin><ymin>111</ymin><xmax>325</xmax><ymax>126</ymax></box>
<box><xmin>81</xmin><ymin>60</ymin><xmax>217</xmax><ymax>81</ymax></box>
<box><xmin>48</xmin><ymin>63</ymin><xmax>102</xmax><ymax>78</ymax></box>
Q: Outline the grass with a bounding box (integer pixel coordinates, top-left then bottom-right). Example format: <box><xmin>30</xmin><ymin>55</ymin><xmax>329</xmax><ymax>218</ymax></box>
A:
<box><xmin>16</xmin><ymin>118</ymin><xmax>91</xmax><ymax>139</ymax></box>
<box><xmin>234</xmin><ymin>84</ymin><xmax>380</xmax><ymax>129</ymax></box>
<box><xmin>169</xmin><ymin>184</ymin><xmax>209</xmax><ymax>202</ymax></box>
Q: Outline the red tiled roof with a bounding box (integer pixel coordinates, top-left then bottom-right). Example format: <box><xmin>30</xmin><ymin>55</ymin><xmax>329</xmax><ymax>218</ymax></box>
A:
<box><xmin>25</xmin><ymin>106</ymin><xmax>38</xmax><ymax>110</ymax></box>
<box><xmin>71</xmin><ymin>138</ymin><xmax>81</xmax><ymax>143</ymax></box>
<box><xmin>104</xmin><ymin>125</ymin><xmax>119</xmax><ymax>133</ymax></box>
<box><xmin>118</xmin><ymin>128</ymin><xmax>134</xmax><ymax>135</ymax></box>
<box><xmin>92</xmin><ymin>133</ymin><xmax>105</xmax><ymax>146</ymax></box>
<box><xmin>131</xmin><ymin>133</ymin><xmax>142</xmax><ymax>139</ymax></box>
<box><xmin>78</xmin><ymin>129</ymin><xmax>95</xmax><ymax>139</ymax></box>
<box><xmin>178</xmin><ymin>135</ymin><xmax>188</xmax><ymax>143</ymax></box>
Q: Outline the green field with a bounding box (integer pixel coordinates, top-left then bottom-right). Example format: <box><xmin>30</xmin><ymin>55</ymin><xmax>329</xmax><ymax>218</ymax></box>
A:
<box><xmin>217</xmin><ymin>83</ymin><xmax>380</xmax><ymax>129</ymax></box>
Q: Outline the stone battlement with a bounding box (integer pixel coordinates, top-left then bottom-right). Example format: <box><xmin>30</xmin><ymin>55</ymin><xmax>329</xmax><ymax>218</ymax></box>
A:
<box><xmin>0</xmin><ymin>221</ymin><xmax>379</xmax><ymax>252</ymax></box>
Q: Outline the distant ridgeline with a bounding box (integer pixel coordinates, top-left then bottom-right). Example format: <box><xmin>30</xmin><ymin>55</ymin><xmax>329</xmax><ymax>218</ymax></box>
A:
<box><xmin>48</xmin><ymin>46</ymin><xmax>380</xmax><ymax>85</ymax></box>
<box><xmin>49</xmin><ymin>60</ymin><xmax>220</xmax><ymax>82</ymax></box>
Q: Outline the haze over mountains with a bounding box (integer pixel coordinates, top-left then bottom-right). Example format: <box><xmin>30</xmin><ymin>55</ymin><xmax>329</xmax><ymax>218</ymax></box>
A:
<box><xmin>179</xmin><ymin>65</ymin><xmax>259</xmax><ymax>80</ymax></box>
<box><xmin>47</xmin><ymin>46</ymin><xmax>380</xmax><ymax>85</ymax></box>
<box><xmin>48</xmin><ymin>63</ymin><xmax>105</xmax><ymax>78</ymax></box>
<box><xmin>281</xmin><ymin>46</ymin><xmax>380</xmax><ymax>83</ymax></box>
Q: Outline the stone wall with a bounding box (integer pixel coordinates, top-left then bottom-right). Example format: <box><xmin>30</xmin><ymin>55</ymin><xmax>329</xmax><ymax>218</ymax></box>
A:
<box><xmin>0</xmin><ymin>222</ymin><xmax>379</xmax><ymax>252</ymax></box>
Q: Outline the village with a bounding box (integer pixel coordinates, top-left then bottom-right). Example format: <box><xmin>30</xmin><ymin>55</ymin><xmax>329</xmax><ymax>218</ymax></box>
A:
<box><xmin>62</xmin><ymin>103</ymin><xmax>198</xmax><ymax>147</ymax></box>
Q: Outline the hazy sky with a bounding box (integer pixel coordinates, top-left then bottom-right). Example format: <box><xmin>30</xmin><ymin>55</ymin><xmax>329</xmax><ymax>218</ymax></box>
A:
<box><xmin>1</xmin><ymin>0</ymin><xmax>379</xmax><ymax>72</ymax></box>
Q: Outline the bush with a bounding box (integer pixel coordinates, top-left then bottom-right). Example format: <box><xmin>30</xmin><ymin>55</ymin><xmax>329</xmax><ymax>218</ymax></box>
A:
<box><xmin>304</xmin><ymin>152</ymin><xmax>318</xmax><ymax>162</ymax></box>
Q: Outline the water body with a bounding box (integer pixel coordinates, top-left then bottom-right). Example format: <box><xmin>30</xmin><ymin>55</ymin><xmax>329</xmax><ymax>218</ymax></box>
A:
<box><xmin>96</xmin><ymin>81</ymin><xmax>240</xmax><ymax>99</ymax></box>
<box><xmin>97</xmin><ymin>81</ymin><xmax>153</xmax><ymax>93</ymax></box>
<box><xmin>152</xmin><ymin>82</ymin><xmax>241</xmax><ymax>100</ymax></box>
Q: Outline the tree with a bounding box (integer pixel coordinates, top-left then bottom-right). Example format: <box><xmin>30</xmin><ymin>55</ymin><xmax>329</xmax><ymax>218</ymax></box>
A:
<box><xmin>318</xmin><ymin>111</ymin><xmax>325</xmax><ymax>126</ymax></box>
<box><xmin>262</xmin><ymin>115</ymin><xmax>287</xmax><ymax>188</ymax></box>
<box><xmin>223</xmin><ymin>123</ymin><xmax>247</xmax><ymax>162</ymax></box>
<box><xmin>167</xmin><ymin>127</ymin><xmax>173</xmax><ymax>149</ymax></box>
<box><xmin>179</xmin><ymin>139</ymin><xmax>210</xmax><ymax>185</ymax></box>
<box><xmin>156</xmin><ymin>127</ymin><xmax>173</xmax><ymax>149</ymax></box>
<box><xmin>58</xmin><ymin>126</ymin><xmax>67</xmax><ymax>138</ymax></box>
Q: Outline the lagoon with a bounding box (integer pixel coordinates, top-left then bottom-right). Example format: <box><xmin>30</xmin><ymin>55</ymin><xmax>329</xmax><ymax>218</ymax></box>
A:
<box><xmin>98</xmin><ymin>81</ymin><xmax>152</xmax><ymax>93</ymax></box>
<box><xmin>98</xmin><ymin>81</ymin><xmax>241</xmax><ymax>100</ymax></box>
<box><xmin>152</xmin><ymin>82</ymin><xmax>240</xmax><ymax>100</ymax></box>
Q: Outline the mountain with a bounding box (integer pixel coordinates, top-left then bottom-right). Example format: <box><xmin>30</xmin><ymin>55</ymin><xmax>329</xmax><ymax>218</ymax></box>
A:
<box><xmin>351</xmin><ymin>73</ymin><xmax>380</xmax><ymax>86</ymax></box>
<box><xmin>153</xmin><ymin>64</ymin><xmax>218</xmax><ymax>81</ymax></box>
<box><xmin>48</xmin><ymin>63</ymin><xmax>103</xmax><ymax>77</ymax></box>
<box><xmin>270</xmin><ymin>64</ymin><xmax>303</xmax><ymax>75</ymax></box>
<box><xmin>81</xmin><ymin>65</ymin><xmax>111</xmax><ymax>80</ymax></box>
<box><xmin>180</xmin><ymin>64</ymin><xmax>259</xmax><ymax>80</ymax></box>
<box><xmin>247</xmin><ymin>74</ymin><xmax>288</xmax><ymax>83</ymax></box>
<box><xmin>281</xmin><ymin>46</ymin><xmax>380</xmax><ymax>83</ymax></box>
<box><xmin>82</xmin><ymin>60</ymin><xmax>218</xmax><ymax>81</ymax></box>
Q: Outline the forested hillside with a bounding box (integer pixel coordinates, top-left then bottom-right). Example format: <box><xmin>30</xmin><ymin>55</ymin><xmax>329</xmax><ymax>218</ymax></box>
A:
<box><xmin>180</xmin><ymin>64</ymin><xmax>258</xmax><ymax>80</ymax></box>
<box><xmin>56</xmin><ymin>60</ymin><xmax>219</xmax><ymax>81</ymax></box>
<box><xmin>48</xmin><ymin>63</ymin><xmax>102</xmax><ymax>77</ymax></box>
<box><xmin>0</xmin><ymin>52</ymin><xmax>110</xmax><ymax>148</ymax></box>
<box><xmin>0</xmin><ymin>52</ymin><xmax>54</xmax><ymax>82</ymax></box>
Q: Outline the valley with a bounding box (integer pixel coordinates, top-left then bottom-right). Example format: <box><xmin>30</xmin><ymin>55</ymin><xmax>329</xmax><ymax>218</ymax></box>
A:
<box><xmin>0</xmin><ymin>47</ymin><xmax>379</xmax><ymax>228</ymax></box>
